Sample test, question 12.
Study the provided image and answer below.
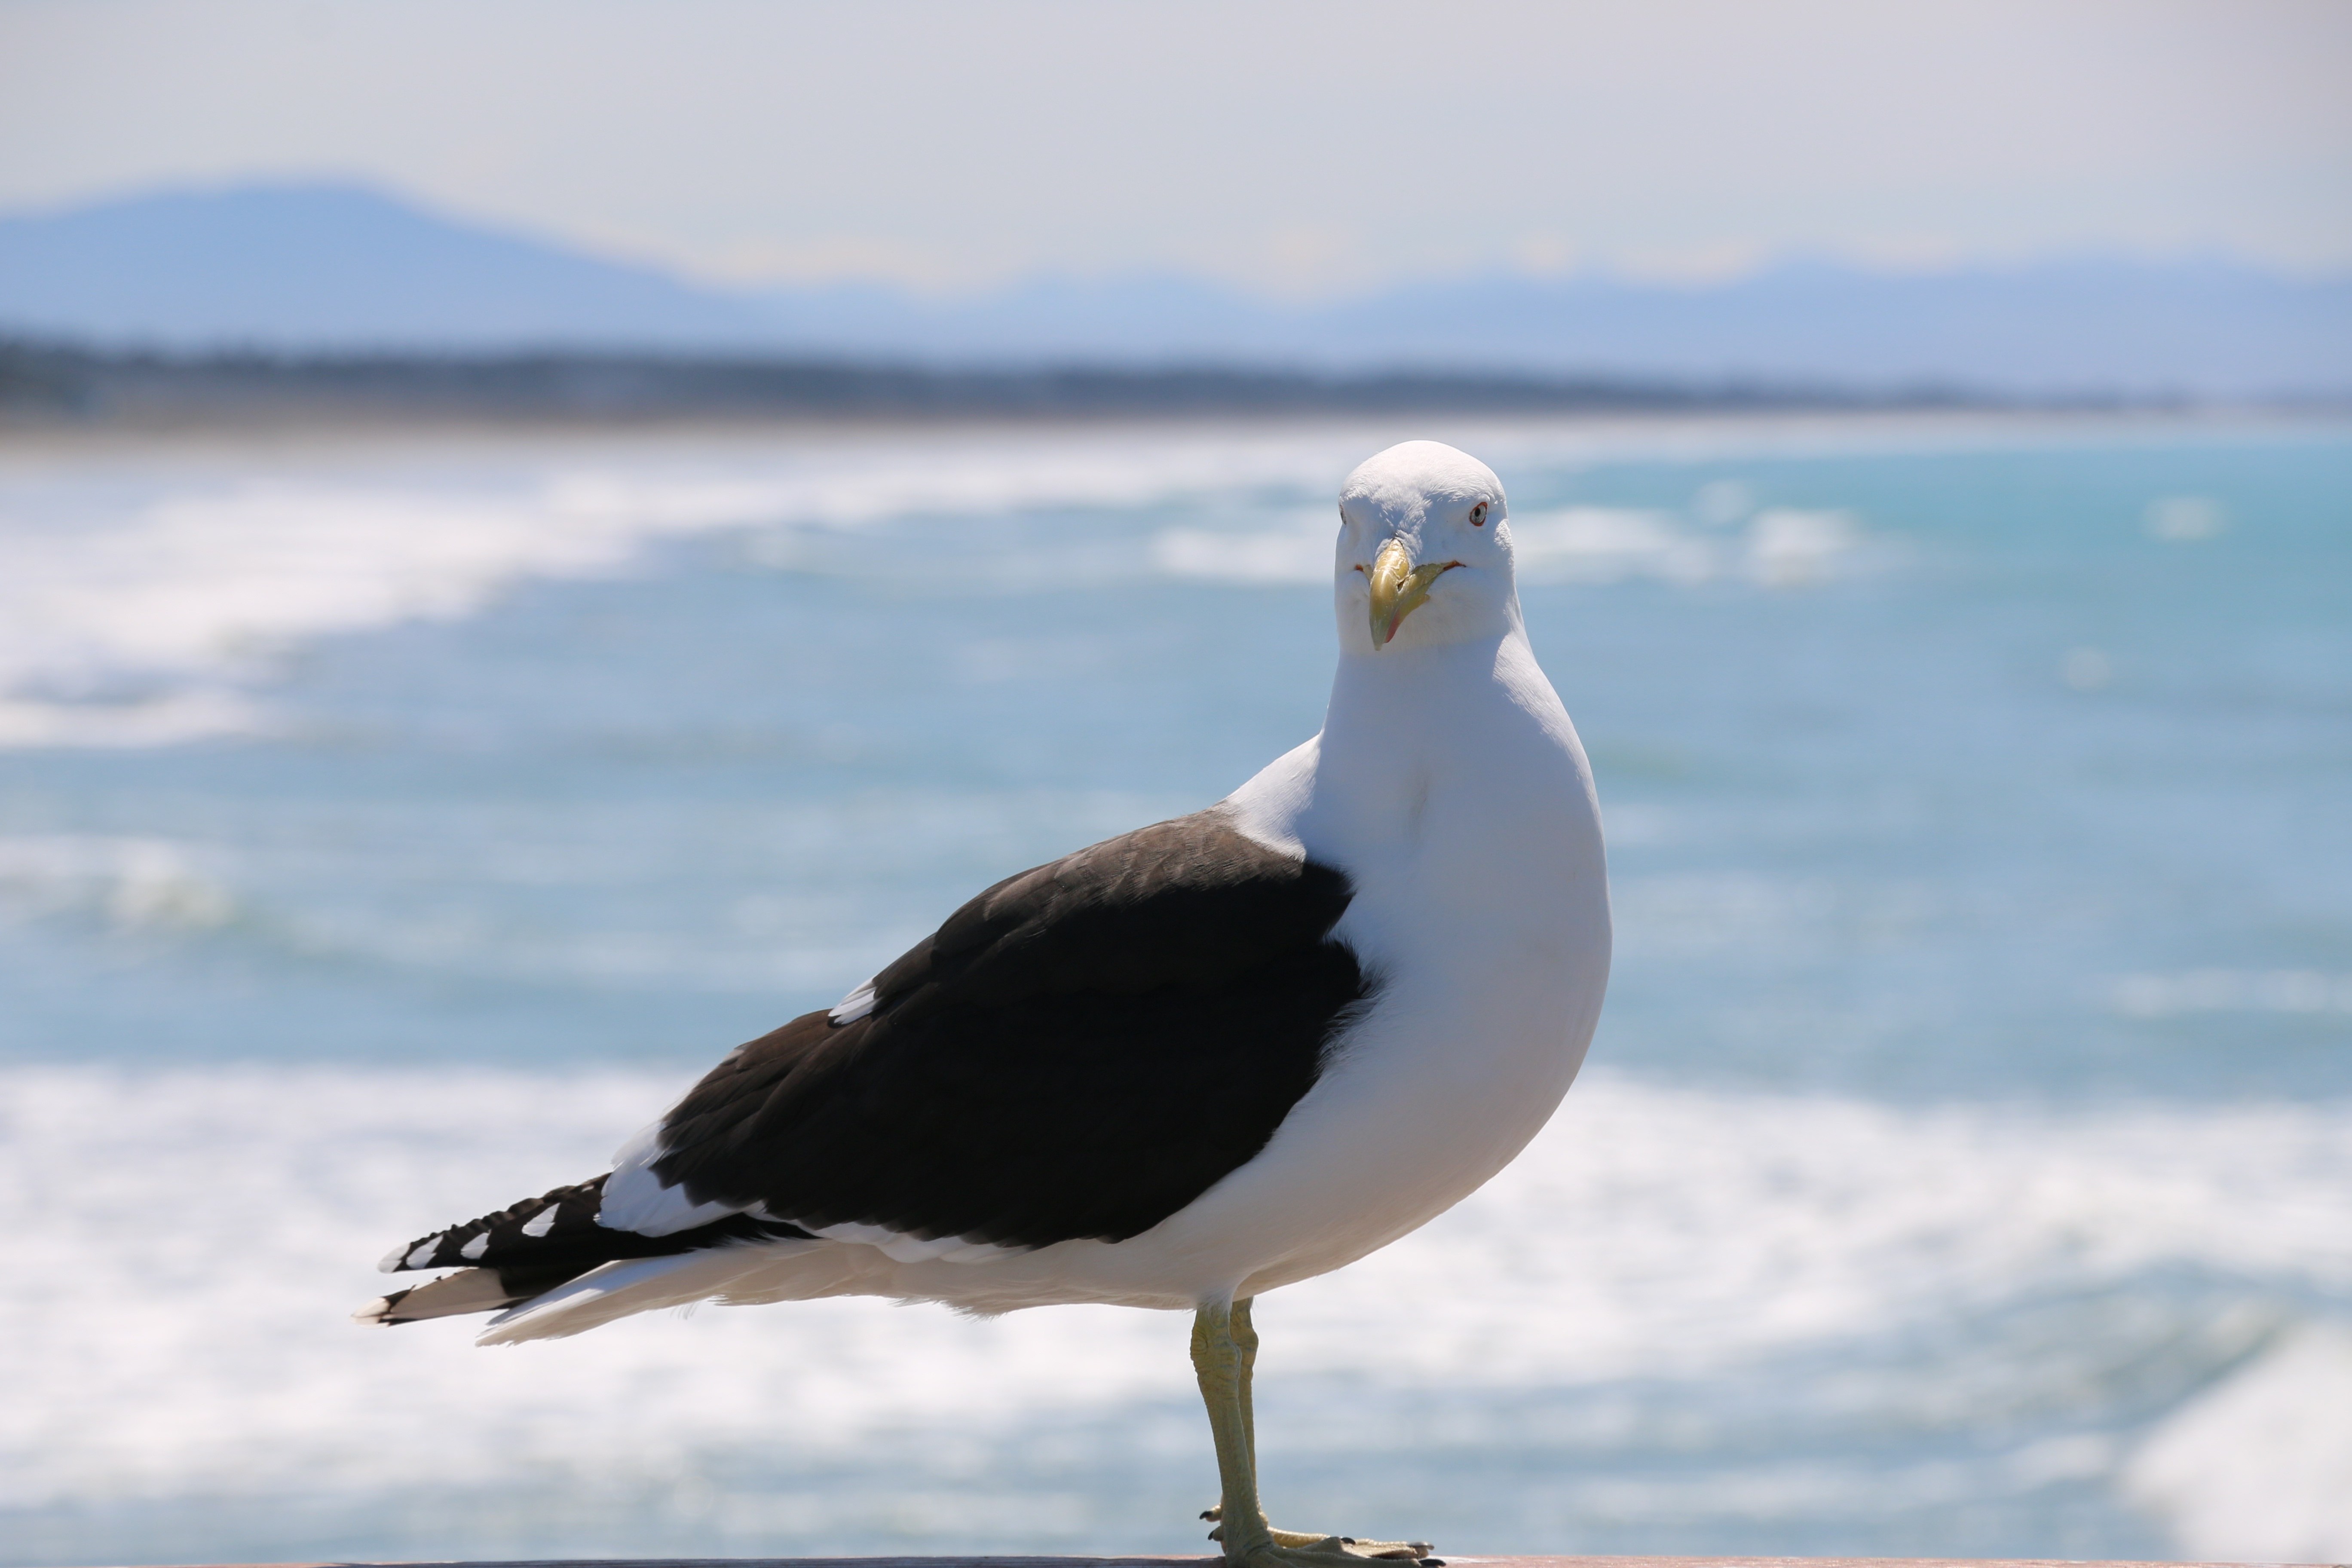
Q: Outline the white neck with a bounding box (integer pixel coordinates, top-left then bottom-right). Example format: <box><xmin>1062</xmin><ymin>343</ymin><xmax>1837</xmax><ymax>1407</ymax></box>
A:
<box><xmin>1224</xmin><ymin>628</ymin><xmax>1606</xmax><ymax>951</ymax></box>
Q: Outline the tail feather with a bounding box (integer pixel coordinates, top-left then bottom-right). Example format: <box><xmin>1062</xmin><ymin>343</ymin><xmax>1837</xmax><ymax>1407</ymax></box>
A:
<box><xmin>354</xmin><ymin>1266</ymin><xmax>560</xmax><ymax>1326</ymax></box>
<box><xmin>478</xmin><ymin>1250</ymin><xmax>772</xmax><ymax>1343</ymax></box>
<box><xmin>363</xmin><ymin>1172</ymin><xmax>814</xmax><ymax>1328</ymax></box>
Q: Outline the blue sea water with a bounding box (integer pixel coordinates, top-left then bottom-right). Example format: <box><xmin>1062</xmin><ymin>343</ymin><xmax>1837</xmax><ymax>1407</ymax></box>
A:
<box><xmin>0</xmin><ymin>415</ymin><xmax>2347</xmax><ymax>1565</ymax></box>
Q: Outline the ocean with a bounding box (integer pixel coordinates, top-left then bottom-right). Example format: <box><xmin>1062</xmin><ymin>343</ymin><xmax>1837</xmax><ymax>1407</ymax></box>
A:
<box><xmin>1</xmin><ymin>414</ymin><xmax>2346</xmax><ymax>1565</ymax></box>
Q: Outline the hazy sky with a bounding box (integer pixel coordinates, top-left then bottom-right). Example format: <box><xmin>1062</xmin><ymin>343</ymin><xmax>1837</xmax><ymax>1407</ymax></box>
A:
<box><xmin>3</xmin><ymin>0</ymin><xmax>2348</xmax><ymax>294</ymax></box>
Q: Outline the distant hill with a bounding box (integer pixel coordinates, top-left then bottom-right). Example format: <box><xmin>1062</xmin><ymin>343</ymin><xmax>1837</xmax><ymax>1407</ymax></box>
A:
<box><xmin>0</xmin><ymin>185</ymin><xmax>772</xmax><ymax>346</ymax></box>
<box><xmin>2</xmin><ymin>184</ymin><xmax>2347</xmax><ymax>398</ymax></box>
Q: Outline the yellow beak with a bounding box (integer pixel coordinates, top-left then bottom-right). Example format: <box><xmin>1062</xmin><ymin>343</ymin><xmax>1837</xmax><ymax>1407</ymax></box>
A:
<box><xmin>1368</xmin><ymin>539</ymin><xmax>1460</xmax><ymax>648</ymax></box>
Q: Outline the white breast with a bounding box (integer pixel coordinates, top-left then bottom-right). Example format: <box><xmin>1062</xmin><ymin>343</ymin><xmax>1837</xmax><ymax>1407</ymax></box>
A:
<box><xmin>1195</xmin><ymin>630</ymin><xmax>1612</xmax><ymax>1296</ymax></box>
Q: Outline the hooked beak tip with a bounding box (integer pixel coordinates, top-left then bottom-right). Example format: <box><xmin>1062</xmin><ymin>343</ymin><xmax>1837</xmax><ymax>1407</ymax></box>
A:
<box><xmin>1367</xmin><ymin>539</ymin><xmax>1459</xmax><ymax>649</ymax></box>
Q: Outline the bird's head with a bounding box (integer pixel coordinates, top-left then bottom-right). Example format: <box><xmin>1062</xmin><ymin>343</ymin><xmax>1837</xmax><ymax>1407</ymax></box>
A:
<box><xmin>1335</xmin><ymin>441</ymin><xmax>1517</xmax><ymax>655</ymax></box>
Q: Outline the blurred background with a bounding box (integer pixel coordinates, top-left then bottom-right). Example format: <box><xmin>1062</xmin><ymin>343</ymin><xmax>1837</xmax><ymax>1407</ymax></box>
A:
<box><xmin>0</xmin><ymin>3</ymin><xmax>2347</xmax><ymax>1565</ymax></box>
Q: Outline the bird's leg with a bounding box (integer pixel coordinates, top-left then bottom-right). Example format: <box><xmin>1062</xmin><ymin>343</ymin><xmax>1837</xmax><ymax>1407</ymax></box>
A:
<box><xmin>1192</xmin><ymin>1298</ymin><xmax>1436</xmax><ymax>1565</ymax></box>
<box><xmin>1200</xmin><ymin>1297</ymin><xmax>1272</xmax><ymax>1539</ymax></box>
<box><xmin>1235</xmin><ymin>1293</ymin><xmax>1262</xmax><ymax>1464</ymax></box>
<box><xmin>1193</xmin><ymin>1299</ymin><xmax>1274</xmax><ymax>1560</ymax></box>
<box><xmin>1207</xmin><ymin>1298</ymin><xmax>1316</xmax><ymax>1546</ymax></box>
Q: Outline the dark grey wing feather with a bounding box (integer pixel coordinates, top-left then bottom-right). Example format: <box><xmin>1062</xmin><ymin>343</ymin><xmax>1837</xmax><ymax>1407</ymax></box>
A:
<box><xmin>648</xmin><ymin>808</ymin><xmax>1369</xmax><ymax>1249</ymax></box>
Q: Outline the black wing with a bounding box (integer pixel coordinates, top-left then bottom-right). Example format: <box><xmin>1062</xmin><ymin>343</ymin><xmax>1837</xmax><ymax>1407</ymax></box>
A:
<box><xmin>647</xmin><ymin>808</ymin><xmax>1371</xmax><ymax>1249</ymax></box>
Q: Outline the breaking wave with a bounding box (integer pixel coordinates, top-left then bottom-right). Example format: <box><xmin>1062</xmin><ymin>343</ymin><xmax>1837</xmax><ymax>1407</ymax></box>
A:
<box><xmin>3</xmin><ymin>1065</ymin><xmax>2345</xmax><ymax>1561</ymax></box>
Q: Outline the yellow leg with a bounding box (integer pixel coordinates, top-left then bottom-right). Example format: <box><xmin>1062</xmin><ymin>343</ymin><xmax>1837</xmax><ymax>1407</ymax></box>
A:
<box><xmin>1234</xmin><ymin>1295</ymin><xmax>1262</xmax><ymax>1471</ymax></box>
<box><xmin>1191</xmin><ymin>1298</ymin><xmax>1436</xmax><ymax>1565</ymax></box>
<box><xmin>1193</xmin><ymin>1299</ymin><xmax>1274</xmax><ymax>1560</ymax></box>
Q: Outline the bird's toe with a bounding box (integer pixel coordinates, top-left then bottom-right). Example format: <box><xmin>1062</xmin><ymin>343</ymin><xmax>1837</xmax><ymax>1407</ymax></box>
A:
<box><xmin>1216</xmin><ymin>1525</ymin><xmax>1439</xmax><ymax>1567</ymax></box>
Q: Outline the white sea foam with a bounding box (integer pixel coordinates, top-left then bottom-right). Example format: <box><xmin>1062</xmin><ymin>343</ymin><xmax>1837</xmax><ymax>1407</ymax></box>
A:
<box><xmin>1745</xmin><ymin>507</ymin><xmax>1862</xmax><ymax>585</ymax></box>
<box><xmin>0</xmin><ymin>428</ymin><xmax>1390</xmax><ymax>748</ymax></box>
<box><xmin>0</xmin><ymin>418</ymin><xmax>1935</xmax><ymax>750</ymax></box>
<box><xmin>2126</xmin><ymin>1323</ymin><xmax>2352</xmax><ymax>1559</ymax></box>
<box><xmin>1150</xmin><ymin>514</ymin><xmax>1332</xmax><ymax>585</ymax></box>
<box><xmin>1510</xmin><ymin>507</ymin><xmax>1714</xmax><ymax>585</ymax></box>
<box><xmin>2110</xmin><ymin>968</ymin><xmax>2352</xmax><ymax>1018</ymax></box>
<box><xmin>2</xmin><ymin>1064</ymin><xmax>2346</xmax><ymax>1556</ymax></box>
<box><xmin>2144</xmin><ymin>495</ymin><xmax>2228</xmax><ymax>542</ymax></box>
<box><xmin>0</xmin><ymin>834</ymin><xmax>238</xmax><ymax>931</ymax></box>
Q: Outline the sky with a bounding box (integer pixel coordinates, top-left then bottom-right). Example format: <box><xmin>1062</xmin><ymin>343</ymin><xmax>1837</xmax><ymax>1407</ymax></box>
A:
<box><xmin>2</xmin><ymin>0</ymin><xmax>2349</xmax><ymax>296</ymax></box>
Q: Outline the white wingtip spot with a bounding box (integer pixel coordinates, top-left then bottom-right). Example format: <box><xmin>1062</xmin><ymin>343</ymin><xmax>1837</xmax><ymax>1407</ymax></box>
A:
<box><xmin>603</xmin><ymin>1116</ymin><xmax>744</xmax><ymax>1237</ymax></box>
<box><xmin>403</xmin><ymin>1239</ymin><xmax>440</xmax><ymax>1271</ymax></box>
<box><xmin>459</xmin><ymin>1232</ymin><xmax>489</xmax><ymax>1260</ymax></box>
<box><xmin>521</xmin><ymin>1207</ymin><xmax>557</xmax><ymax>1238</ymax></box>
<box><xmin>829</xmin><ymin>979</ymin><xmax>877</xmax><ymax>1025</ymax></box>
<box><xmin>376</xmin><ymin>1246</ymin><xmax>409</xmax><ymax>1274</ymax></box>
<box><xmin>600</xmin><ymin>1163</ymin><xmax>743</xmax><ymax>1237</ymax></box>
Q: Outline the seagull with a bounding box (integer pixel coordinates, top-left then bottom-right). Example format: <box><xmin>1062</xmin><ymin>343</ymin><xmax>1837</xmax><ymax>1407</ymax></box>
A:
<box><xmin>358</xmin><ymin>440</ymin><xmax>1611</xmax><ymax>1566</ymax></box>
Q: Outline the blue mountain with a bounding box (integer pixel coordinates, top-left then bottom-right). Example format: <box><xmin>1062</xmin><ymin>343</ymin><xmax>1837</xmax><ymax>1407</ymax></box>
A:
<box><xmin>0</xmin><ymin>184</ymin><xmax>771</xmax><ymax>347</ymax></box>
<box><xmin>2</xmin><ymin>183</ymin><xmax>2346</xmax><ymax>397</ymax></box>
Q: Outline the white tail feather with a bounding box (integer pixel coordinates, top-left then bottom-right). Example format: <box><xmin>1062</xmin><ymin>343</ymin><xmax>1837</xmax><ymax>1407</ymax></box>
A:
<box><xmin>476</xmin><ymin>1241</ymin><xmax>825</xmax><ymax>1345</ymax></box>
<box><xmin>353</xmin><ymin>1267</ymin><xmax>520</xmax><ymax>1326</ymax></box>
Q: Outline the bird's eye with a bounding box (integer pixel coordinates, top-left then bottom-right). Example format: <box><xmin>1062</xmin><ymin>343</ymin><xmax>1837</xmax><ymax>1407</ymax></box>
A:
<box><xmin>1469</xmin><ymin>502</ymin><xmax>1488</xmax><ymax>526</ymax></box>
